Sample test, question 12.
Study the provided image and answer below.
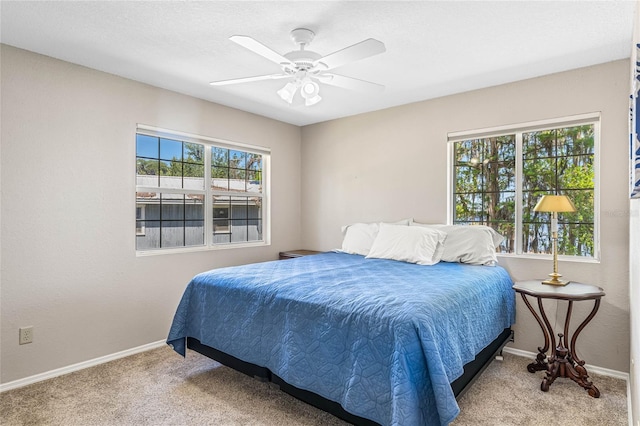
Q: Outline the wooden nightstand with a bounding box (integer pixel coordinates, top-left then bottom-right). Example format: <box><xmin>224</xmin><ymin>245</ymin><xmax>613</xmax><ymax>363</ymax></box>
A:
<box><xmin>278</xmin><ymin>250</ymin><xmax>322</xmax><ymax>260</ymax></box>
<box><xmin>512</xmin><ymin>280</ymin><xmax>605</xmax><ymax>397</ymax></box>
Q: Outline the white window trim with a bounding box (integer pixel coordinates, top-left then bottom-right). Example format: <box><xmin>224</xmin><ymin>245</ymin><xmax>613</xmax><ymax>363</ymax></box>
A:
<box><xmin>447</xmin><ymin>112</ymin><xmax>601</xmax><ymax>261</ymax></box>
<box><xmin>135</xmin><ymin>124</ymin><xmax>271</xmax><ymax>256</ymax></box>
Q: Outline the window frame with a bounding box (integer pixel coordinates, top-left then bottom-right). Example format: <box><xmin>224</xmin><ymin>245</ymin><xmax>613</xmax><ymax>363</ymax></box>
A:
<box><xmin>447</xmin><ymin>112</ymin><xmax>600</xmax><ymax>262</ymax></box>
<box><xmin>135</xmin><ymin>125</ymin><xmax>270</xmax><ymax>256</ymax></box>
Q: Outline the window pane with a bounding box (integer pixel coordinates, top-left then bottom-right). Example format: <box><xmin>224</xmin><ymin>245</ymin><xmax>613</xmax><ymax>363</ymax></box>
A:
<box><xmin>185</xmin><ymin>195</ymin><xmax>204</xmax><ymax>220</ymax></box>
<box><xmin>136</xmin><ymin>134</ymin><xmax>158</xmax><ymax>158</ymax></box>
<box><xmin>161</xmin><ymin>194</ymin><xmax>184</xmax><ymax>220</ymax></box>
<box><xmin>231</xmin><ymin>219</ymin><xmax>248</xmax><ymax>243</ymax></box>
<box><xmin>562</xmin><ymin>189</ymin><xmax>594</xmax><ymax>224</ymax></box>
<box><xmin>247</xmin><ymin>153</ymin><xmax>262</xmax><ymax>171</ymax></box>
<box><xmin>523</xmin><ymin>131</ymin><xmax>557</xmax><ymax>159</ymax></box>
<box><xmin>247</xmin><ymin>170</ymin><xmax>262</xmax><ymax>193</ymax></box>
<box><xmin>487</xmin><ymin>191</ymin><xmax>515</xmax><ymax>224</ymax></box>
<box><xmin>247</xmin><ymin>218</ymin><xmax>262</xmax><ymax>242</ymax></box>
<box><xmin>453</xmin><ymin>136</ymin><xmax>516</xmax><ymax>248</ymax></box>
<box><xmin>159</xmin><ymin>161</ymin><xmax>182</xmax><ymax>188</ymax></box>
<box><xmin>136</xmin><ymin>220</ymin><xmax>160</xmax><ymax>250</ymax></box>
<box><xmin>454</xmin><ymin>193</ymin><xmax>485</xmax><ymax>222</ymax></box>
<box><xmin>160</xmin><ymin>138</ymin><xmax>183</xmax><ymax>161</ymax></box>
<box><xmin>455</xmin><ymin>165</ymin><xmax>483</xmax><ymax>193</ymax></box>
<box><xmin>184</xmin><ymin>163</ymin><xmax>204</xmax><ymax>190</ymax></box>
<box><xmin>213</xmin><ymin>231</ymin><xmax>231</xmax><ymax>244</ymax></box>
<box><xmin>557</xmin><ymin>155</ymin><xmax>594</xmax><ymax>190</ymax></box>
<box><xmin>211</xmin><ymin>197</ymin><xmax>264</xmax><ymax>244</ymax></box>
<box><xmin>212</xmin><ymin>168</ymin><xmax>229</xmax><ymax>191</ymax></box>
<box><xmin>212</xmin><ymin>147</ymin><xmax>229</xmax><ymax>167</ymax></box>
<box><xmin>247</xmin><ymin>198</ymin><xmax>262</xmax><ymax>219</ymax></box>
<box><xmin>230</xmin><ymin>168</ymin><xmax>246</xmax><ymax>181</ymax></box>
<box><xmin>555</xmin><ymin>125</ymin><xmax>594</xmax><ymax>157</ymax></box>
<box><xmin>491</xmin><ymin>162</ymin><xmax>515</xmax><ymax>192</ymax></box>
<box><xmin>229</xmin><ymin>150</ymin><xmax>246</xmax><ymax>169</ymax></box>
<box><xmin>231</xmin><ymin>197</ymin><xmax>248</xmax><ymax>220</ymax></box>
<box><xmin>136</xmin><ymin>159</ymin><xmax>159</xmax><ymax>186</ymax></box>
<box><xmin>521</xmin><ymin>124</ymin><xmax>595</xmax><ymax>257</ymax></box>
<box><xmin>213</xmin><ymin>219</ymin><xmax>230</xmax><ymax>234</ymax></box>
<box><xmin>229</xmin><ymin>170</ymin><xmax>246</xmax><ymax>192</ymax></box>
<box><xmin>213</xmin><ymin>197</ymin><xmax>230</xmax><ymax>235</ymax></box>
<box><xmin>522</xmin><ymin>190</ymin><xmax>549</xmax><ymax>224</ymax></box>
<box><xmin>557</xmin><ymin>223</ymin><xmax>594</xmax><ymax>257</ymax></box>
<box><xmin>141</xmin><ymin>203</ymin><xmax>160</xmax><ymax>221</ymax></box>
<box><xmin>522</xmin><ymin>158</ymin><xmax>555</xmax><ymax>192</ymax></box>
<box><xmin>185</xmin><ymin>220</ymin><xmax>204</xmax><ymax>246</ymax></box>
<box><xmin>522</xmin><ymin>222</ymin><xmax>549</xmax><ymax>254</ymax></box>
<box><xmin>184</xmin><ymin>142</ymin><xmax>204</xmax><ymax>164</ymax></box>
<box><xmin>161</xmin><ymin>221</ymin><xmax>185</xmax><ymax>248</ymax></box>
<box><xmin>492</xmin><ymin>222</ymin><xmax>515</xmax><ymax>253</ymax></box>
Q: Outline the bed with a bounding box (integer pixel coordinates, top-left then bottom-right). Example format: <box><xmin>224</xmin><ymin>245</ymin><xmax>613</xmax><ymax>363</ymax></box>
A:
<box><xmin>167</xmin><ymin>250</ymin><xmax>515</xmax><ymax>426</ymax></box>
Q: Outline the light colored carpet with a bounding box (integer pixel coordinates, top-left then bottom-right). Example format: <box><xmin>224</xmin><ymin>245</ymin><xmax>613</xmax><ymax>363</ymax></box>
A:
<box><xmin>0</xmin><ymin>346</ymin><xmax>627</xmax><ymax>425</ymax></box>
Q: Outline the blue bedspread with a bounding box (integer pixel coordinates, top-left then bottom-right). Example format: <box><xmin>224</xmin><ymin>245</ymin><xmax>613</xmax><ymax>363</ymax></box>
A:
<box><xmin>167</xmin><ymin>252</ymin><xmax>515</xmax><ymax>425</ymax></box>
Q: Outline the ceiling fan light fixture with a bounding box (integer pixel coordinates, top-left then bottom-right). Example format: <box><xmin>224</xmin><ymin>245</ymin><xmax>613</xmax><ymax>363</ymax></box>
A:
<box><xmin>304</xmin><ymin>94</ymin><xmax>322</xmax><ymax>106</ymax></box>
<box><xmin>301</xmin><ymin>79</ymin><xmax>321</xmax><ymax>106</ymax></box>
<box><xmin>301</xmin><ymin>79</ymin><xmax>319</xmax><ymax>97</ymax></box>
<box><xmin>277</xmin><ymin>81</ymin><xmax>298</xmax><ymax>104</ymax></box>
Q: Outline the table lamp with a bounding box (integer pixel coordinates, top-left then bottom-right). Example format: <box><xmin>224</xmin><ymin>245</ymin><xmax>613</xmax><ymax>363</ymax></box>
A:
<box><xmin>533</xmin><ymin>194</ymin><xmax>577</xmax><ymax>286</ymax></box>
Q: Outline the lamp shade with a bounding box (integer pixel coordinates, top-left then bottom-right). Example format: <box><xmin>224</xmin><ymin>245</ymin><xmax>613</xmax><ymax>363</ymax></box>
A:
<box><xmin>533</xmin><ymin>195</ymin><xmax>577</xmax><ymax>213</ymax></box>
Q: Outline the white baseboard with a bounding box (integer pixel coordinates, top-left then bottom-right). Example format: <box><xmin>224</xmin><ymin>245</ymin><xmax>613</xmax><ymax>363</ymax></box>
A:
<box><xmin>502</xmin><ymin>346</ymin><xmax>630</xmax><ymax>381</ymax></box>
<box><xmin>0</xmin><ymin>340</ymin><xmax>166</xmax><ymax>393</ymax></box>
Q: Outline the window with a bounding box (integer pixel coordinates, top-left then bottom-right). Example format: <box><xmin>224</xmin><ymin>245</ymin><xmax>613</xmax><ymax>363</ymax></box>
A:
<box><xmin>449</xmin><ymin>114</ymin><xmax>598</xmax><ymax>259</ymax></box>
<box><xmin>135</xmin><ymin>125</ymin><xmax>269</xmax><ymax>252</ymax></box>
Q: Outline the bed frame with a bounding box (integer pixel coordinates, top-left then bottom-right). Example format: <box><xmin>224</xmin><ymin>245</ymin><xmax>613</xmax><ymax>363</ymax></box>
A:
<box><xmin>186</xmin><ymin>327</ymin><xmax>514</xmax><ymax>425</ymax></box>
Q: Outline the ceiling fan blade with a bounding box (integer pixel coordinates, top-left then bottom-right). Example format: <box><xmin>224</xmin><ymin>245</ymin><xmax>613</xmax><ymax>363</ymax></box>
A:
<box><xmin>229</xmin><ymin>35</ymin><xmax>296</xmax><ymax>70</ymax></box>
<box><xmin>314</xmin><ymin>38</ymin><xmax>385</xmax><ymax>70</ymax></box>
<box><xmin>210</xmin><ymin>73</ymin><xmax>289</xmax><ymax>86</ymax></box>
<box><xmin>318</xmin><ymin>73</ymin><xmax>385</xmax><ymax>93</ymax></box>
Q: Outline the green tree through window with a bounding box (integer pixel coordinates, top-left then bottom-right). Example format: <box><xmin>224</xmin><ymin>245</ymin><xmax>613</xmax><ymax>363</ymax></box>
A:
<box><xmin>452</xmin><ymin>121</ymin><xmax>596</xmax><ymax>258</ymax></box>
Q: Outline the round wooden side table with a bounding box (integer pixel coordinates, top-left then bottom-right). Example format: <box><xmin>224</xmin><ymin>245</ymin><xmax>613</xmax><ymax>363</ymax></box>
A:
<box><xmin>512</xmin><ymin>280</ymin><xmax>605</xmax><ymax>398</ymax></box>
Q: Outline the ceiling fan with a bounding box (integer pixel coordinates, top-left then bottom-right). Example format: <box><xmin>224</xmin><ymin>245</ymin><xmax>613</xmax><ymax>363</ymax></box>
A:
<box><xmin>210</xmin><ymin>28</ymin><xmax>386</xmax><ymax>106</ymax></box>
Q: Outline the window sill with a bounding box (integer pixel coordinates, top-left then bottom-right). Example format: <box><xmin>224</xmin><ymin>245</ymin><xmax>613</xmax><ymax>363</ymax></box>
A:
<box><xmin>136</xmin><ymin>240</ymin><xmax>269</xmax><ymax>257</ymax></box>
<box><xmin>496</xmin><ymin>252</ymin><xmax>600</xmax><ymax>264</ymax></box>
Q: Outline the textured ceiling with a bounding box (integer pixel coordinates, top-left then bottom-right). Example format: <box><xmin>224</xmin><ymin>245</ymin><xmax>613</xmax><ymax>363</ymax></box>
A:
<box><xmin>0</xmin><ymin>1</ymin><xmax>636</xmax><ymax>126</ymax></box>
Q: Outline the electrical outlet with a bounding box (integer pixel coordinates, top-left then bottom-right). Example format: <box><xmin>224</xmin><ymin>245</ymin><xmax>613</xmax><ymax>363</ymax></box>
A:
<box><xmin>19</xmin><ymin>326</ymin><xmax>33</xmax><ymax>345</ymax></box>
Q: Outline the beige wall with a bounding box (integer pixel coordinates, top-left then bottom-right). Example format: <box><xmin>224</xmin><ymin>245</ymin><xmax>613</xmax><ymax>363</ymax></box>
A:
<box><xmin>0</xmin><ymin>45</ymin><xmax>302</xmax><ymax>384</ymax></box>
<box><xmin>0</xmin><ymin>44</ymin><xmax>631</xmax><ymax>385</ymax></box>
<box><xmin>301</xmin><ymin>60</ymin><xmax>631</xmax><ymax>373</ymax></box>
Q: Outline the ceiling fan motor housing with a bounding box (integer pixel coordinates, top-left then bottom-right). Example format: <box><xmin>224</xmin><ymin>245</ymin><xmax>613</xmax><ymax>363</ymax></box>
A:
<box><xmin>290</xmin><ymin>28</ymin><xmax>315</xmax><ymax>46</ymax></box>
<box><xmin>284</xmin><ymin>50</ymin><xmax>324</xmax><ymax>73</ymax></box>
<box><xmin>284</xmin><ymin>28</ymin><xmax>326</xmax><ymax>73</ymax></box>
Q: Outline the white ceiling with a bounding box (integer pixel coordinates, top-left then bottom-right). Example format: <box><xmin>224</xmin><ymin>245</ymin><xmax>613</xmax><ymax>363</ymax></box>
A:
<box><xmin>1</xmin><ymin>1</ymin><xmax>636</xmax><ymax>126</ymax></box>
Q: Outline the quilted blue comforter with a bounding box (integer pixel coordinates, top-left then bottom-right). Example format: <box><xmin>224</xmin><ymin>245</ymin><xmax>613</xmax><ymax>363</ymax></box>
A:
<box><xmin>167</xmin><ymin>252</ymin><xmax>515</xmax><ymax>425</ymax></box>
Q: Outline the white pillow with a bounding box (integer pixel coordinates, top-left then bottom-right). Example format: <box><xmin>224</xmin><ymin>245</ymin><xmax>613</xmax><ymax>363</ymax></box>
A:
<box><xmin>411</xmin><ymin>223</ymin><xmax>503</xmax><ymax>266</ymax></box>
<box><xmin>340</xmin><ymin>222</ymin><xmax>380</xmax><ymax>256</ymax></box>
<box><xmin>339</xmin><ymin>219</ymin><xmax>412</xmax><ymax>256</ymax></box>
<box><xmin>365</xmin><ymin>223</ymin><xmax>447</xmax><ymax>265</ymax></box>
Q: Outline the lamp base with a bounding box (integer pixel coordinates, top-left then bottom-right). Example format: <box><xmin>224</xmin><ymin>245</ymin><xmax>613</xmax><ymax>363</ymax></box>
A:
<box><xmin>542</xmin><ymin>273</ymin><xmax>570</xmax><ymax>286</ymax></box>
